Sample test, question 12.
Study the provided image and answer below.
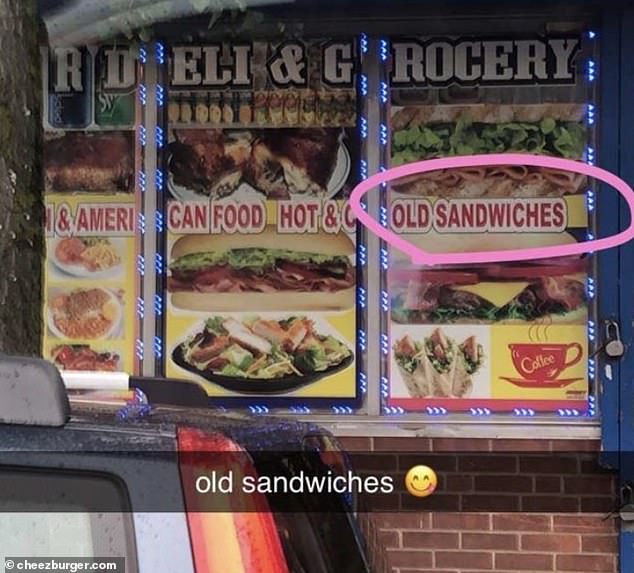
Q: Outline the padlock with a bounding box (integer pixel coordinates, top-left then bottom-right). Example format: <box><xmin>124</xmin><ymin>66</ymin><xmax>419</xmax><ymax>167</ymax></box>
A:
<box><xmin>605</xmin><ymin>321</ymin><xmax>625</xmax><ymax>358</ymax></box>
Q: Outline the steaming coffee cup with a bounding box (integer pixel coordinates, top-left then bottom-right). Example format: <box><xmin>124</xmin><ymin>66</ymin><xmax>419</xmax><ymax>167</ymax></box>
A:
<box><xmin>508</xmin><ymin>343</ymin><xmax>583</xmax><ymax>381</ymax></box>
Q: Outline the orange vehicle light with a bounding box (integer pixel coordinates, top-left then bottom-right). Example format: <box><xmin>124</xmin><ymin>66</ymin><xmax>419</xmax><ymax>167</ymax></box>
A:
<box><xmin>177</xmin><ymin>427</ymin><xmax>290</xmax><ymax>573</ymax></box>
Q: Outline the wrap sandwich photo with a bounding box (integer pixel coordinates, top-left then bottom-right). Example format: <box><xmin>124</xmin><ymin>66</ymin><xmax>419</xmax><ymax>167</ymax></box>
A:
<box><xmin>393</xmin><ymin>328</ymin><xmax>484</xmax><ymax>398</ymax></box>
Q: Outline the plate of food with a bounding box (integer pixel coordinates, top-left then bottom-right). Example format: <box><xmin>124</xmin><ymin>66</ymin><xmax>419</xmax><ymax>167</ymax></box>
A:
<box><xmin>171</xmin><ymin>314</ymin><xmax>354</xmax><ymax>394</ymax></box>
<box><xmin>167</xmin><ymin>128</ymin><xmax>351</xmax><ymax>202</ymax></box>
<box><xmin>47</xmin><ymin>287</ymin><xmax>123</xmax><ymax>341</ymax></box>
<box><xmin>50</xmin><ymin>237</ymin><xmax>124</xmax><ymax>278</ymax></box>
<box><xmin>50</xmin><ymin>344</ymin><xmax>121</xmax><ymax>371</ymax></box>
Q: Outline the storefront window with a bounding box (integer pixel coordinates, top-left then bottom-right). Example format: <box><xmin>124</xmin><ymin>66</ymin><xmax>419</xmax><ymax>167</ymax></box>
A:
<box><xmin>380</xmin><ymin>27</ymin><xmax>598</xmax><ymax>418</ymax></box>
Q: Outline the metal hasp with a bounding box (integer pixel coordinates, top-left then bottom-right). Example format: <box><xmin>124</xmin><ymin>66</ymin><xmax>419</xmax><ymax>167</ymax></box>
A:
<box><xmin>620</xmin><ymin>484</ymin><xmax>634</xmax><ymax>522</ymax></box>
<box><xmin>0</xmin><ymin>355</ymin><xmax>69</xmax><ymax>427</ymax></box>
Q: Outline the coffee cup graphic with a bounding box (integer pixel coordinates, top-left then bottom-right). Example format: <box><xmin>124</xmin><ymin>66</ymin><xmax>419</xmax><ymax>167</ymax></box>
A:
<box><xmin>508</xmin><ymin>343</ymin><xmax>583</xmax><ymax>382</ymax></box>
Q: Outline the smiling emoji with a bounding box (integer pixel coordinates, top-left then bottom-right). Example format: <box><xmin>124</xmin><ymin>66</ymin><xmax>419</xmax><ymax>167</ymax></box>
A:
<box><xmin>405</xmin><ymin>465</ymin><xmax>438</xmax><ymax>498</ymax></box>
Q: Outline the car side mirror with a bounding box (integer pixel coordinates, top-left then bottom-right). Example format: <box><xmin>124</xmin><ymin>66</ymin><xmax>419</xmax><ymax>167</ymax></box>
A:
<box><xmin>0</xmin><ymin>355</ymin><xmax>70</xmax><ymax>427</ymax></box>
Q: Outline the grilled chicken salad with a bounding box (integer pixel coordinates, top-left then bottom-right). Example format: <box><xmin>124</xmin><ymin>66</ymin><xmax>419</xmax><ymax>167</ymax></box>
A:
<box><xmin>178</xmin><ymin>316</ymin><xmax>352</xmax><ymax>380</ymax></box>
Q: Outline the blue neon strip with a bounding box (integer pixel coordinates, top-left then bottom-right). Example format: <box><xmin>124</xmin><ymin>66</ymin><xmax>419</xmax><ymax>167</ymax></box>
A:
<box><xmin>155</xmin><ymin>169</ymin><xmax>164</xmax><ymax>192</ymax></box>
<box><xmin>588</xmin><ymin>357</ymin><xmax>596</xmax><ymax>380</ymax></box>
<box><xmin>383</xmin><ymin>406</ymin><xmax>405</xmax><ymax>415</ymax></box>
<box><xmin>289</xmin><ymin>406</ymin><xmax>311</xmax><ymax>414</ymax></box>
<box><xmin>358</xmin><ymin>243</ymin><xmax>367</xmax><ymax>266</ymax></box>
<box><xmin>153</xmin><ymin>336</ymin><xmax>162</xmax><ymax>359</ymax></box>
<box><xmin>380</xmin><ymin>333</ymin><xmax>389</xmax><ymax>355</ymax></box>
<box><xmin>513</xmin><ymin>408</ymin><xmax>535</xmax><ymax>416</ymax></box>
<box><xmin>360</xmin><ymin>33</ymin><xmax>368</xmax><ymax>55</ymax></box>
<box><xmin>360</xmin><ymin>74</ymin><xmax>368</xmax><ymax>97</ymax></box>
<box><xmin>155</xmin><ymin>211</ymin><xmax>164</xmax><ymax>233</ymax></box>
<box><xmin>360</xmin><ymin>117</ymin><xmax>368</xmax><ymax>139</ymax></box>
<box><xmin>380</xmin><ymin>247</ymin><xmax>388</xmax><ymax>269</ymax></box>
<box><xmin>154</xmin><ymin>294</ymin><xmax>163</xmax><ymax>316</ymax></box>
<box><xmin>139</xmin><ymin>84</ymin><xmax>147</xmax><ymax>106</ymax></box>
<box><xmin>155</xmin><ymin>43</ymin><xmax>165</xmax><ymax>64</ymax></box>
<box><xmin>359</xmin><ymin>372</ymin><xmax>368</xmax><ymax>394</ymax></box>
<box><xmin>379</xmin><ymin>206</ymin><xmax>388</xmax><ymax>228</ymax></box>
<box><xmin>426</xmin><ymin>406</ymin><xmax>448</xmax><ymax>416</ymax></box>
<box><xmin>136</xmin><ymin>254</ymin><xmax>145</xmax><ymax>277</ymax></box>
<box><xmin>137</xmin><ymin>212</ymin><xmax>146</xmax><ymax>235</ymax></box>
<box><xmin>156</xmin><ymin>85</ymin><xmax>164</xmax><ymax>107</ymax></box>
<box><xmin>358</xmin><ymin>329</ymin><xmax>367</xmax><ymax>352</ymax></box>
<box><xmin>360</xmin><ymin>158</ymin><xmax>368</xmax><ymax>180</ymax></box>
<box><xmin>136</xmin><ymin>297</ymin><xmax>145</xmax><ymax>319</ymax></box>
<box><xmin>379</xmin><ymin>123</ymin><xmax>388</xmax><ymax>146</ymax></box>
<box><xmin>380</xmin><ymin>81</ymin><xmax>388</xmax><ymax>105</ymax></box>
<box><xmin>155</xmin><ymin>253</ymin><xmax>163</xmax><ymax>275</ymax></box>
<box><xmin>332</xmin><ymin>406</ymin><xmax>353</xmax><ymax>414</ymax></box>
<box><xmin>155</xmin><ymin>126</ymin><xmax>164</xmax><ymax>148</ymax></box>
<box><xmin>138</xmin><ymin>170</ymin><xmax>146</xmax><ymax>193</ymax></box>
<box><xmin>379</xmin><ymin>39</ymin><xmax>389</xmax><ymax>62</ymax></box>
<box><xmin>135</xmin><ymin>339</ymin><xmax>144</xmax><ymax>360</ymax></box>
<box><xmin>357</xmin><ymin>286</ymin><xmax>367</xmax><ymax>309</ymax></box>
<box><xmin>380</xmin><ymin>376</ymin><xmax>389</xmax><ymax>398</ymax></box>
<box><xmin>557</xmin><ymin>408</ymin><xmax>581</xmax><ymax>417</ymax></box>
<box><xmin>469</xmin><ymin>407</ymin><xmax>491</xmax><ymax>416</ymax></box>
<box><xmin>380</xmin><ymin>290</ymin><xmax>389</xmax><ymax>312</ymax></box>
<box><xmin>588</xmin><ymin>320</ymin><xmax>596</xmax><ymax>342</ymax></box>
<box><xmin>248</xmin><ymin>405</ymin><xmax>269</xmax><ymax>414</ymax></box>
<box><xmin>139</xmin><ymin>46</ymin><xmax>147</xmax><ymax>64</ymax></box>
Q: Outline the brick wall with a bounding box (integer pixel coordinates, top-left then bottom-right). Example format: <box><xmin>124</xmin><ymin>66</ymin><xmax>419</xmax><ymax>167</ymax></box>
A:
<box><xmin>341</xmin><ymin>437</ymin><xmax>618</xmax><ymax>573</ymax></box>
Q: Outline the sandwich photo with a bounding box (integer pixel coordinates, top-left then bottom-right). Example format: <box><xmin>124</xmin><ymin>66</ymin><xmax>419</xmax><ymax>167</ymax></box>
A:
<box><xmin>390</xmin><ymin>104</ymin><xmax>587</xmax><ymax>198</ymax></box>
<box><xmin>393</xmin><ymin>329</ymin><xmax>484</xmax><ymax>398</ymax></box>
<box><xmin>168</xmin><ymin>226</ymin><xmax>356</xmax><ymax>311</ymax></box>
<box><xmin>390</xmin><ymin>232</ymin><xmax>587</xmax><ymax>325</ymax></box>
<box><xmin>167</xmin><ymin>128</ymin><xmax>350</xmax><ymax>200</ymax></box>
<box><xmin>44</xmin><ymin>132</ymin><xmax>134</xmax><ymax>193</ymax></box>
<box><xmin>169</xmin><ymin>129</ymin><xmax>252</xmax><ymax>197</ymax></box>
<box><xmin>172</xmin><ymin>315</ymin><xmax>353</xmax><ymax>393</ymax></box>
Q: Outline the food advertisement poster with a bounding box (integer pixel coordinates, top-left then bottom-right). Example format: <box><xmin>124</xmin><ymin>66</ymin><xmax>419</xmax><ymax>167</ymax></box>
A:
<box><xmin>385</xmin><ymin>35</ymin><xmax>594</xmax><ymax>412</ymax></box>
<box><xmin>163</xmin><ymin>39</ymin><xmax>362</xmax><ymax>403</ymax></box>
<box><xmin>42</xmin><ymin>46</ymin><xmax>138</xmax><ymax>374</ymax></box>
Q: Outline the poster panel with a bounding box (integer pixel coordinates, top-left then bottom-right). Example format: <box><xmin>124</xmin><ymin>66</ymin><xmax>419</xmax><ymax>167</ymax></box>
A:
<box><xmin>162</xmin><ymin>39</ymin><xmax>362</xmax><ymax>404</ymax></box>
<box><xmin>384</xmin><ymin>34</ymin><xmax>595</xmax><ymax>412</ymax></box>
<box><xmin>42</xmin><ymin>46</ymin><xmax>139</xmax><ymax>374</ymax></box>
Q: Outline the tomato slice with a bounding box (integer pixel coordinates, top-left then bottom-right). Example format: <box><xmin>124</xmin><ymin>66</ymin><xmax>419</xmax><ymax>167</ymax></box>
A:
<box><xmin>389</xmin><ymin>268</ymin><xmax>480</xmax><ymax>284</ymax></box>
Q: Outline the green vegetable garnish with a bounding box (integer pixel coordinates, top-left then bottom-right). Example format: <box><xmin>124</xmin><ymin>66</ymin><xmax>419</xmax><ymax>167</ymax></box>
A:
<box><xmin>170</xmin><ymin>248</ymin><xmax>349</xmax><ymax>273</ymax></box>
<box><xmin>391</xmin><ymin>113</ymin><xmax>586</xmax><ymax>162</ymax></box>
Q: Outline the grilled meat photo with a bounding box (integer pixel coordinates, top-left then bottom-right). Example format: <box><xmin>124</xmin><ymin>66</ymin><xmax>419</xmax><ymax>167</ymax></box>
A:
<box><xmin>170</xmin><ymin>130</ymin><xmax>251</xmax><ymax>196</ymax></box>
<box><xmin>44</xmin><ymin>132</ymin><xmax>134</xmax><ymax>193</ymax></box>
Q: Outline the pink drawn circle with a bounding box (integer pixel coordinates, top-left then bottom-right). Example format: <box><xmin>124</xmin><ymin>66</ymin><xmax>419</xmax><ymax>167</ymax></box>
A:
<box><xmin>349</xmin><ymin>154</ymin><xmax>634</xmax><ymax>265</ymax></box>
